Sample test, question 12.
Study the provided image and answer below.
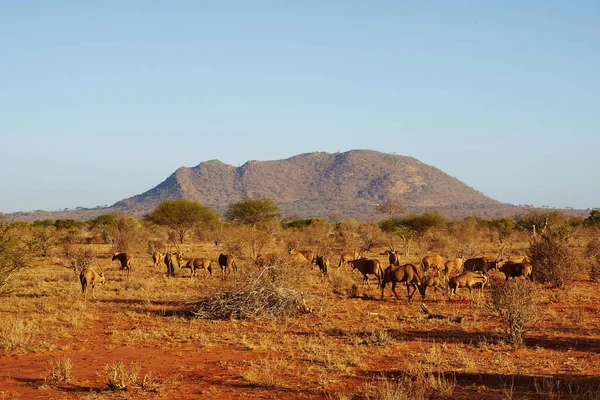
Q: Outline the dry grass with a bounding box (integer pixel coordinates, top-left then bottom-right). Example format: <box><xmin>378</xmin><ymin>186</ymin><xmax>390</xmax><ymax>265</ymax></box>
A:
<box><xmin>1</xmin><ymin>239</ymin><xmax>600</xmax><ymax>398</ymax></box>
<box><xmin>45</xmin><ymin>356</ymin><xmax>72</xmax><ymax>384</ymax></box>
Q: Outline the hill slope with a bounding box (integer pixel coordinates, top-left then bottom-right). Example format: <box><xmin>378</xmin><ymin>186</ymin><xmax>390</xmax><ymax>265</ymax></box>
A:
<box><xmin>112</xmin><ymin>149</ymin><xmax>509</xmax><ymax>220</ymax></box>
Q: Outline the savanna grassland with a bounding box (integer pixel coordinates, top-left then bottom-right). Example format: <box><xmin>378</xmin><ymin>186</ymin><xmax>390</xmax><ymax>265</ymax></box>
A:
<box><xmin>1</xmin><ymin>210</ymin><xmax>600</xmax><ymax>400</ymax></box>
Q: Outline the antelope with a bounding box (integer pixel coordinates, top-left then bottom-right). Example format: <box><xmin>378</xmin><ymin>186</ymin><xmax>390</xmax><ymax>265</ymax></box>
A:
<box><xmin>338</xmin><ymin>251</ymin><xmax>359</xmax><ymax>269</ymax></box>
<box><xmin>380</xmin><ymin>263</ymin><xmax>423</xmax><ymax>300</ymax></box>
<box><xmin>420</xmin><ymin>254</ymin><xmax>445</xmax><ymax>272</ymax></box>
<box><xmin>448</xmin><ymin>271</ymin><xmax>489</xmax><ymax>300</ymax></box>
<box><xmin>255</xmin><ymin>252</ymin><xmax>279</xmax><ymax>268</ymax></box>
<box><xmin>80</xmin><ymin>267</ymin><xmax>105</xmax><ymax>299</ymax></box>
<box><xmin>152</xmin><ymin>252</ymin><xmax>164</xmax><ymax>270</ymax></box>
<box><xmin>499</xmin><ymin>261</ymin><xmax>533</xmax><ymax>282</ymax></box>
<box><xmin>164</xmin><ymin>252</ymin><xmax>183</xmax><ymax>277</ymax></box>
<box><xmin>388</xmin><ymin>249</ymin><xmax>400</xmax><ymax>266</ymax></box>
<box><xmin>508</xmin><ymin>255</ymin><xmax>531</xmax><ymax>264</ymax></box>
<box><xmin>218</xmin><ymin>253</ymin><xmax>238</xmax><ymax>278</ymax></box>
<box><xmin>289</xmin><ymin>248</ymin><xmax>315</xmax><ymax>266</ymax></box>
<box><xmin>444</xmin><ymin>258</ymin><xmax>464</xmax><ymax>276</ymax></box>
<box><xmin>464</xmin><ymin>246</ymin><xmax>505</xmax><ymax>274</ymax></box>
<box><xmin>112</xmin><ymin>252</ymin><xmax>133</xmax><ymax>276</ymax></box>
<box><xmin>181</xmin><ymin>257</ymin><xmax>212</xmax><ymax>278</ymax></box>
<box><xmin>348</xmin><ymin>258</ymin><xmax>384</xmax><ymax>287</ymax></box>
<box><xmin>315</xmin><ymin>255</ymin><xmax>329</xmax><ymax>278</ymax></box>
<box><xmin>463</xmin><ymin>256</ymin><xmax>503</xmax><ymax>274</ymax></box>
<box><xmin>419</xmin><ymin>274</ymin><xmax>448</xmax><ymax>300</ymax></box>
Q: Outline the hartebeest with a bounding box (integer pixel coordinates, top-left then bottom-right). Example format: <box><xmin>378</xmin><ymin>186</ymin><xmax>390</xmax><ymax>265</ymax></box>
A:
<box><xmin>80</xmin><ymin>267</ymin><xmax>105</xmax><ymax>299</ymax></box>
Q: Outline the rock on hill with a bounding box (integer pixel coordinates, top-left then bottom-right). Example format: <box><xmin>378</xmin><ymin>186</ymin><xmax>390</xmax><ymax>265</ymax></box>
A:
<box><xmin>112</xmin><ymin>149</ymin><xmax>512</xmax><ymax>220</ymax></box>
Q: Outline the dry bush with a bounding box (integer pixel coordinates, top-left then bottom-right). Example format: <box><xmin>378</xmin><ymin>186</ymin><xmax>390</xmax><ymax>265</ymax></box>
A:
<box><xmin>66</xmin><ymin>249</ymin><xmax>95</xmax><ymax>274</ymax></box>
<box><xmin>533</xmin><ymin>376</ymin><xmax>600</xmax><ymax>399</ymax></box>
<box><xmin>330</xmin><ymin>270</ymin><xmax>358</xmax><ymax>297</ymax></box>
<box><xmin>585</xmin><ymin>237</ymin><xmax>600</xmax><ymax>282</ymax></box>
<box><xmin>45</xmin><ymin>357</ymin><xmax>72</xmax><ymax>384</ymax></box>
<box><xmin>0</xmin><ymin>317</ymin><xmax>35</xmax><ymax>351</ymax></box>
<box><xmin>191</xmin><ymin>282</ymin><xmax>310</xmax><ymax>320</ymax></box>
<box><xmin>489</xmin><ymin>280</ymin><xmax>538</xmax><ymax>347</ymax></box>
<box><xmin>104</xmin><ymin>361</ymin><xmax>140</xmax><ymax>390</ymax></box>
<box><xmin>529</xmin><ymin>232</ymin><xmax>581</xmax><ymax>287</ymax></box>
<box><xmin>241</xmin><ymin>359</ymin><xmax>277</xmax><ymax>388</ymax></box>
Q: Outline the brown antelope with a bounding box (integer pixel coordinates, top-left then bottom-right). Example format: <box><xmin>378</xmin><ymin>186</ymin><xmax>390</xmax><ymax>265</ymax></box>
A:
<box><xmin>80</xmin><ymin>267</ymin><xmax>105</xmax><ymax>299</ymax></box>
<box><xmin>112</xmin><ymin>252</ymin><xmax>133</xmax><ymax>276</ymax></box>
<box><xmin>463</xmin><ymin>256</ymin><xmax>503</xmax><ymax>273</ymax></box>
<box><xmin>152</xmin><ymin>252</ymin><xmax>164</xmax><ymax>270</ymax></box>
<box><xmin>218</xmin><ymin>253</ymin><xmax>238</xmax><ymax>278</ymax></box>
<box><xmin>508</xmin><ymin>255</ymin><xmax>531</xmax><ymax>264</ymax></box>
<box><xmin>419</xmin><ymin>271</ymin><xmax>448</xmax><ymax>300</ymax></box>
<box><xmin>289</xmin><ymin>248</ymin><xmax>315</xmax><ymax>266</ymax></box>
<box><xmin>255</xmin><ymin>253</ymin><xmax>279</xmax><ymax>268</ymax></box>
<box><xmin>380</xmin><ymin>263</ymin><xmax>423</xmax><ymax>300</ymax></box>
<box><xmin>448</xmin><ymin>271</ymin><xmax>488</xmax><ymax>300</ymax></box>
<box><xmin>444</xmin><ymin>258</ymin><xmax>464</xmax><ymax>276</ymax></box>
<box><xmin>499</xmin><ymin>261</ymin><xmax>533</xmax><ymax>282</ymax></box>
<box><xmin>464</xmin><ymin>246</ymin><xmax>505</xmax><ymax>274</ymax></box>
<box><xmin>420</xmin><ymin>254</ymin><xmax>445</xmax><ymax>272</ymax></box>
<box><xmin>315</xmin><ymin>255</ymin><xmax>329</xmax><ymax>278</ymax></box>
<box><xmin>388</xmin><ymin>249</ymin><xmax>400</xmax><ymax>266</ymax></box>
<box><xmin>348</xmin><ymin>258</ymin><xmax>383</xmax><ymax>287</ymax></box>
<box><xmin>181</xmin><ymin>257</ymin><xmax>212</xmax><ymax>278</ymax></box>
<box><xmin>338</xmin><ymin>251</ymin><xmax>359</xmax><ymax>269</ymax></box>
<box><xmin>164</xmin><ymin>252</ymin><xmax>184</xmax><ymax>277</ymax></box>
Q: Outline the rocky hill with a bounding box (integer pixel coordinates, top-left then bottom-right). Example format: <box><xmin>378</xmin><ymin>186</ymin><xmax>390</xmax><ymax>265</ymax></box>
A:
<box><xmin>106</xmin><ymin>149</ymin><xmax>516</xmax><ymax>221</ymax></box>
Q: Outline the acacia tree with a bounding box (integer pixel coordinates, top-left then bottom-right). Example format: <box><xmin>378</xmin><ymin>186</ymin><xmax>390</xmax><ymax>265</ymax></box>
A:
<box><xmin>225</xmin><ymin>198</ymin><xmax>280</xmax><ymax>260</ymax></box>
<box><xmin>148</xmin><ymin>199</ymin><xmax>219</xmax><ymax>244</ymax></box>
<box><xmin>225</xmin><ymin>198</ymin><xmax>280</xmax><ymax>227</ymax></box>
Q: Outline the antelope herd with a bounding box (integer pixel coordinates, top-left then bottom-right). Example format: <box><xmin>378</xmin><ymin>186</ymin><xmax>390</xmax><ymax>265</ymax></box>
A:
<box><xmin>81</xmin><ymin>241</ymin><xmax>535</xmax><ymax>304</ymax></box>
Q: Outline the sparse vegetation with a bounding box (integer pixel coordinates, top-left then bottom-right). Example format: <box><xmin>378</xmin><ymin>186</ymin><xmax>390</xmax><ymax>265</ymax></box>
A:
<box><xmin>489</xmin><ymin>280</ymin><xmax>538</xmax><ymax>347</ymax></box>
<box><xmin>0</xmin><ymin>207</ymin><xmax>599</xmax><ymax>399</ymax></box>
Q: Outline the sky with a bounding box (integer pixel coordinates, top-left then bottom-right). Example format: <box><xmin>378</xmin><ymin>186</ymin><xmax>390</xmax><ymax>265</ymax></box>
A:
<box><xmin>1</xmin><ymin>1</ymin><xmax>599</xmax><ymax>214</ymax></box>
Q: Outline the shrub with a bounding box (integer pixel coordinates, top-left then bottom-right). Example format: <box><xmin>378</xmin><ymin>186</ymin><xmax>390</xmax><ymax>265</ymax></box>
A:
<box><xmin>46</xmin><ymin>357</ymin><xmax>72</xmax><ymax>384</ymax></box>
<box><xmin>528</xmin><ymin>232</ymin><xmax>580</xmax><ymax>287</ymax></box>
<box><xmin>489</xmin><ymin>280</ymin><xmax>538</xmax><ymax>347</ymax></box>
<box><xmin>104</xmin><ymin>361</ymin><xmax>140</xmax><ymax>390</ymax></box>
<box><xmin>585</xmin><ymin>237</ymin><xmax>600</xmax><ymax>282</ymax></box>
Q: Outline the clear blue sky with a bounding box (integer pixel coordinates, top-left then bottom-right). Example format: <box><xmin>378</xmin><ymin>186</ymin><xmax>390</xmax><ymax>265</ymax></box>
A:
<box><xmin>1</xmin><ymin>1</ymin><xmax>599</xmax><ymax>213</ymax></box>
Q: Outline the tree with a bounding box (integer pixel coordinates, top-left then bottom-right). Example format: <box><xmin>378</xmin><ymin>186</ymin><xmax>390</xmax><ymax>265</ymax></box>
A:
<box><xmin>148</xmin><ymin>199</ymin><xmax>218</xmax><ymax>244</ymax></box>
<box><xmin>376</xmin><ymin>199</ymin><xmax>405</xmax><ymax>217</ymax></box>
<box><xmin>225</xmin><ymin>198</ymin><xmax>280</xmax><ymax>227</ymax></box>
<box><xmin>585</xmin><ymin>210</ymin><xmax>600</xmax><ymax>226</ymax></box>
<box><xmin>0</xmin><ymin>215</ymin><xmax>37</xmax><ymax>292</ymax></box>
<box><xmin>108</xmin><ymin>215</ymin><xmax>148</xmax><ymax>253</ymax></box>
<box><xmin>225</xmin><ymin>198</ymin><xmax>280</xmax><ymax>260</ymax></box>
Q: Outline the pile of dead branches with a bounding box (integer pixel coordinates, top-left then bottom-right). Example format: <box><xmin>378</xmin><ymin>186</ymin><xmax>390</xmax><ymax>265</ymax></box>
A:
<box><xmin>190</xmin><ymin>283</ymin><xmax>311</xmax><ymax>320</ymax></box>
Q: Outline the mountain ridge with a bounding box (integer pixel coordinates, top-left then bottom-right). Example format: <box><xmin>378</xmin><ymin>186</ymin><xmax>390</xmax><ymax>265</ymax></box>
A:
<box><xmin>10</xmin><ymin>149</ymin><xmax>569</xmax><ymax>222</ymax></box>
<box><xmin>111</xmin><ymin>149</ymin><xmax>507</xmax><ymax>220</ymax></box>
